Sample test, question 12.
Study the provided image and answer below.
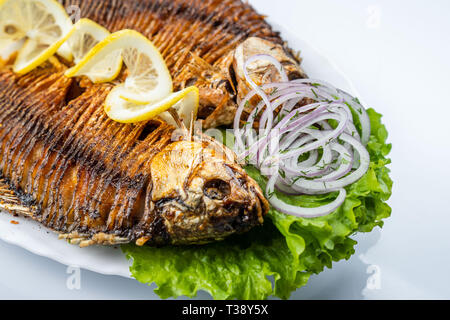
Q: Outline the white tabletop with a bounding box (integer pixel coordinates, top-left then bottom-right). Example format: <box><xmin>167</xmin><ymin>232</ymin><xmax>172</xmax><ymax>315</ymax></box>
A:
<box><xmin>1</xmin><ymin>0</ymin><xmax>449</xmax><ymax>299</ymax></box>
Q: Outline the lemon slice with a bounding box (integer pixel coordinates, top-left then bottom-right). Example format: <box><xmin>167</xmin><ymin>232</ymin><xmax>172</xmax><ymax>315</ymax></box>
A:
<box><xmin>0</xmin><ymin>0</ymin><xmax>73</xmax><ymax>74</ymax></box>
<box><xmin>65</xmin><ymin>18</ymin><xmax>112</xmax><ymax>64</ymax></box>
<box><xmin>66</xmin><ymin>29</ymin><xmax>172</xmax><ymax>101</ymax></box>
<box><xmin>119</xmin><ymin>38</ymin><xmax>172</xmax><ymax>103</ymax></box>
<box><xmin>104</xmin><ymin>86</ymin><xmax>199</xmax><ymax>127</ymax></box>
<box><xmin>63</xmin><ymin>18</ymin><xmax>123</xmax><ymax>81</ymax></box>
<box><xmin>158</xmin><ymin>87</ymin><xmax>199</xmax><ymax>127</ymax></box>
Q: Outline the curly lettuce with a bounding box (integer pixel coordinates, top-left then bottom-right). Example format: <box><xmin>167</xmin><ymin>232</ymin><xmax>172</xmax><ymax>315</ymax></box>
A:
<box><xmin>122</xmin><ymin>108</ymin><xmax>392</xmax><ymax>300</ymax></box>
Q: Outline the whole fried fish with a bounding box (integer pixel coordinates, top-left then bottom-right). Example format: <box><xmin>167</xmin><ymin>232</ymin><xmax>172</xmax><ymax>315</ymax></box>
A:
<box><xmin>0</xmin><ymin>0</ymin><xmax>308</xmax><ymax>247</ymax></box>
<box><xmin>0</xmin><ymin>60</ymin><xmax>268</xmax><ymax>246</ymax></box>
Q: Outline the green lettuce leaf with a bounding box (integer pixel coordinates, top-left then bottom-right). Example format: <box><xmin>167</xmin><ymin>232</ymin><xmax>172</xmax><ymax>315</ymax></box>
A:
<box><xmin>122</xmin><ymin>108</ymin><xmax>393</xmax><ymax>300</ymax></box>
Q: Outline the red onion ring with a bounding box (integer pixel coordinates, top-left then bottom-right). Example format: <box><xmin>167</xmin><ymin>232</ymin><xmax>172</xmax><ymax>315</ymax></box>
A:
<box><xmin>233</xmin><ymin>54</ymin><xmax>371</xmax><ymax>218</ymax></box>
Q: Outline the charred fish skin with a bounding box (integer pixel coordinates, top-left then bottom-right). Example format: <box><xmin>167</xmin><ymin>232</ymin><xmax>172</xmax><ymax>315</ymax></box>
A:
<box><xmin>59</xmin><ymin>0</ymin><xmax>305</xmax><ymax>128</ymax></box>
<box><xmin>0</xmin><ymin>61</ymin><xmax>268</xmax><ymax>247</ymax></box>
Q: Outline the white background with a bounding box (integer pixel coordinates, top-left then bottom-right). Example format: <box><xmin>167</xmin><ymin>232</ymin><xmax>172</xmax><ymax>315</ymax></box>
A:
<box><xmin>0</xmin><ymin>0</ymin><xmax>449</xmax><ymax>299</ymax></box>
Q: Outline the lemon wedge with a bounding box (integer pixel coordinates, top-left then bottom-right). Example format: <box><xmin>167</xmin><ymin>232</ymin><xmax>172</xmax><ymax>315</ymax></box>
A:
<box><xmin>0</xmin><ymin>0</ymin><xmax>73</xmax><ymax>74</ymax></box>
<box><xmin>66</xmin><ymin>29</ymin><xmax>172</xmax><ymax>103</ymax></box>
<box><xmin>104</xmin><ymin>86</ymin><xmax>199</xmax><ymax>127</ymax></box>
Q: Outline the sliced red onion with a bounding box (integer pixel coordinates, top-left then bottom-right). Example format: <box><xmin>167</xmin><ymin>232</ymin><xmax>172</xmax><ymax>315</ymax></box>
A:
<box><xmin>233</xmin><ymin>54</ymin><xmax>371</xmax><ymax>218</ymax></box>
<box><xmin>316</xmin><ymin>143</ymin><xmax>354</xmax><ymax>182</ymax></box>
<box><xmin>266</xmin><ymin>173</ymin><xmax>348</xmax><ymax>218</ymax></box>
<box><xmin>285</xmin><ymin>134</ymin><xmax>369</xmax><ymax>195</ymax></box>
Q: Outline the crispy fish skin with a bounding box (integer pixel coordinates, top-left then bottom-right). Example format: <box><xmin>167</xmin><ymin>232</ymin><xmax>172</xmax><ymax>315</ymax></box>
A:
<box><xmin>60</xmin><ymin>0</ymin><xmax>305</xmax><ymax>128</ymax></box>
<box><xmin>0</xmin><ymin>60</ymin><xmax>268</xmax><ymax>246</ymax></box>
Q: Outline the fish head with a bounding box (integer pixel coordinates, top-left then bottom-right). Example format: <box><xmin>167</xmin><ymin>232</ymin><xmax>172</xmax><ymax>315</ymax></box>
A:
<box><xmin>150</xmin><ymin>140</ymin><xmax>268</xmax><ymax>244</ymax></box>
<box><xmin>178</xmin><ymin>52</ymin><xmax>237</xmax><ymax>129</ymax></box>
<box><xmin>233</xmin><ymin>37</ymin><xmax>307</xmax><ymax>104</ymax></box>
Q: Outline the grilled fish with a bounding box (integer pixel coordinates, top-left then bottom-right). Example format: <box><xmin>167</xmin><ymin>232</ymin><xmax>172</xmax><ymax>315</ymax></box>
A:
<box><xmin>0</xmin><ymin>0</ymin><xmax>308</xmax><ymax>246</ymax></box>
<box><xmin>0</xmin><ymin>59</ymin><xmax>269</xmax><ymax>246</ymax></box>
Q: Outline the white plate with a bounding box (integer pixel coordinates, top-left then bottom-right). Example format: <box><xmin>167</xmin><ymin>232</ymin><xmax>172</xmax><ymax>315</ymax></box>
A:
<box><xmin>0</xmin><ymin>22</ymin><xmax>361</xmax><ymax>281</ymax></box>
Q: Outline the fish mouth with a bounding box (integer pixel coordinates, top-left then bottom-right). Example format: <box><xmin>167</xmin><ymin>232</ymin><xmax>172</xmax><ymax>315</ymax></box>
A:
<box><xmin>209</xmin><ymin>195</ymin><xmax>266</xmax><ymax>236</ymax></box>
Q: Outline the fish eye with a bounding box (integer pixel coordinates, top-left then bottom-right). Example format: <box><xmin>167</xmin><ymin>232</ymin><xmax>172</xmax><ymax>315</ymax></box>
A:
<box><xmin>204</xmin><ymin>179</ymin><xmax>231</xmax><ymax>200</ymax></box>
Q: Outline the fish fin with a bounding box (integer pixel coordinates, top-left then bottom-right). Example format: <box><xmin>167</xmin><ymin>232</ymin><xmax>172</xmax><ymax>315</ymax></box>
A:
<box><xmin>0</xmin><ymin>180</ymin><xmax>130</xmax><ymax>247</ymax></box>
<box><xmin>0</xmin><ymin>179</ymin><xmax>36</xmax><ymax>218</ymax></box>
<box><xmin>59</xmin><ymin>232</ymin><xmax>130</xmax><ymax>247</ymax></box>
